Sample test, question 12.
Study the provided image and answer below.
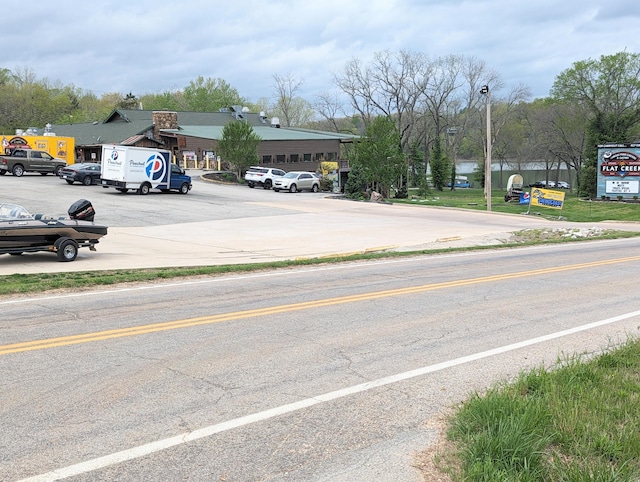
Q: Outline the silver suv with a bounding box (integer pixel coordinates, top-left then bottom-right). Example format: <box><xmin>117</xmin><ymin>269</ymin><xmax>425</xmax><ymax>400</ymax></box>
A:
<box><xmin>273</xmin><ymin>171</ymin><xmax>320</xmax><ymax>193</ymax></box>
<box><xmin>244</xmin><ymin>166</ymin><xmax>286</xmax><ymax>190</ymax></box>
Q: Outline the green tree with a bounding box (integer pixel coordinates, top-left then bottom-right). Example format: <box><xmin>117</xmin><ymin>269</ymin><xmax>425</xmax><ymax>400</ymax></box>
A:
<box><xmin>217</xmin><ymin>120</ymin><xmax>261</xmax><ymax>178</ymax></box>
<box><xmin>344</xmin><ymin>163</ymin><xmax>368</xmax><ymax>199</ymax></box>
<box><xmin>407</xmin><ymin>142</ymin><xmax>426</xmax><ymax>191</ymax></box>
<box><xmin>551</xmin><ymin>51</ymin><xmax>640</xmax><ymax>197</ymax></box>
<box><xmin>184</xmin><ymin>76</ymin><xmax>245</xmax><ymax>112</ymax></box>
<box><xmin>430</xmin><ymin>137</ymin><xmax>450</xmax><ymax>191</ymax></box>
<box><xmin>347</xmin><ymin>116</ymin><xmax>405</xmax><ymax>197</ymax></box>
<box><xmin>139</xmin><ymin>90</ymin><xmax>188</xmax><ymax>112</ymax></box>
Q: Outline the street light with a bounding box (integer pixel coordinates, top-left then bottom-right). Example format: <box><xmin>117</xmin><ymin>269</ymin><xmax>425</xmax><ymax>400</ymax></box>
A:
<box><xmin>480</xmin><ymin>85</ymin><xmax>491</xmax><ymax>211</ymax></box>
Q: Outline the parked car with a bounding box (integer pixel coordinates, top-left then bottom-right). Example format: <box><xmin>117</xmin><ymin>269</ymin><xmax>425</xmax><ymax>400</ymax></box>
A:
<box><xmin>273</xmin><ymin>171</ymin><xmax>320</xmax><ymax>193</ymax></box>
<box><xmin>244</xmin><ymin>166</ymin><xmax>286</xmax><ymax>189</ymax></box>
<box><xmin>0</xmin><ymin>149</ymin><xmax>67</xmax><ymax>177</ymax></box>
<box><xmin>530</xmin><ymin>180</ymin><xmax>547</xmax><ymax>188</ymax></box>
<box><xmin>58</xmin><ymin>163</ymin><xmax>102</xmax><ymax>185</ymax></box>
<box><xmin>447</xmin><ymin>180</ymin><xmax>472</xmax><ymax>188</ymax></box>
<box><xmin>557</xmin><ymin>181</ymin><xmax>570</xmax><ymax>189</ymax></box>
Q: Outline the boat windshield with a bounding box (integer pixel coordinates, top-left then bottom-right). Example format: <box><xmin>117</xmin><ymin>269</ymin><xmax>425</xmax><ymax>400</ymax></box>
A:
<box><xmin>0</xmin><ymin>203</ymin><xmax>34</xmax><ymax>221</ymax></box>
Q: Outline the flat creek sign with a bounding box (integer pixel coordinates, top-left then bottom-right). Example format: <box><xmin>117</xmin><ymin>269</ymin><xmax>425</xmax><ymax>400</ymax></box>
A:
<box><xmin>597</xmin><ymin>144</ymin><xmax>640</xmax><ymax>198</ymax></box>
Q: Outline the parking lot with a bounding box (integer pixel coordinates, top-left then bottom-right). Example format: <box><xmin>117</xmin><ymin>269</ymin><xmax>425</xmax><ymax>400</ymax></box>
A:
<box><xmin>3</xmin><ymin>169</ymin><xmax>637</xmax><ymax>276</ymax></box>
<box><xmin>1</xmin><ymin>169</ymin><xmax>327</xmax><ymax>228</ymax></box>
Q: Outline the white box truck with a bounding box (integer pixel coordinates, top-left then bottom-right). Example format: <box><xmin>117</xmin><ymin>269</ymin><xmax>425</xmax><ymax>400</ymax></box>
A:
<box><xmin>100</xmin><ymin>145</ymin><xmax>192</xmax><ymax>195</ymax></box>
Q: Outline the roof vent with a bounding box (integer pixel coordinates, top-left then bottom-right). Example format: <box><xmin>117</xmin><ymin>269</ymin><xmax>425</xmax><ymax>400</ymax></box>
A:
<box><xmin>230</xmin><ymin>105</ymin><xmax>244</xmax><ymax>120</ymax></box>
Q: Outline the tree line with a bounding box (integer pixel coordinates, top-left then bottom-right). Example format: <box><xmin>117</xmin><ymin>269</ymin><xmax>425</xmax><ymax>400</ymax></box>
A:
<box><xmin>2</xmin><ymin>50</ymin><xmax>640</xmax><ymax>198</ymax></box>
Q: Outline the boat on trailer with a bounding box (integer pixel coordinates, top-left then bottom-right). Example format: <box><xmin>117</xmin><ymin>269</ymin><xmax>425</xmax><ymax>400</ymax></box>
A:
<box><xmin>0</xmin><ymin>199</ymin><xmax>108</xmax><ymax>262</ymax></box>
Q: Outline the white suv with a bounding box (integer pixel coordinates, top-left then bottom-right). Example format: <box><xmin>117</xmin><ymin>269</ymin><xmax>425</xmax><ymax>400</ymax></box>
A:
<box><xmin>244</xmin><ymin>166</ymin><xmax>286</xmax><ymax>190</ymax></box>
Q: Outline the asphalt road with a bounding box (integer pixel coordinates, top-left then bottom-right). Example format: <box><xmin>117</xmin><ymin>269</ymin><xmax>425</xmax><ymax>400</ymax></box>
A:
<box><xmin>2</xmin><ymin>239</ymin><xmax>640</xmax><ymax>481</ymax></box>
<box><xmin>2</xmin><ymin>170</ymin><xmax>640</xmax><ymax>275</ymax></box>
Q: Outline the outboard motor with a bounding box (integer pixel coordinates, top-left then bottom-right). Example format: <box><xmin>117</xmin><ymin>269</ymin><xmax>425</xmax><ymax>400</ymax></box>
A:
<box><xmin>68</xmin><ymin>199</ymin><xmax>95</xmax><ymax>222</ymax></box>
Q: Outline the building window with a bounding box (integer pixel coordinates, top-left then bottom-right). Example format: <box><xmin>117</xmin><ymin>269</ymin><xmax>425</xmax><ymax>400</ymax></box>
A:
<box><xmin>276</xmin><ymin>155</ymin><xmax>286</xmax><ymax>163</ymax></box>
<box><xmin>327</xmin><ymin>152</ymin><xmax>337</xmax><ymax>161</ymax></box>
<box><xmin>304</xmin><ymin>153</ymin><xmax>312</xmax><ymax>162</ymax></box>
<box><xmin>290</xmin><ymin>154</ymin><xmax>299</xmax><ymax>162</ymax></box>
<box><xmin>315</xmin><ymin>153</ymin><xmax>323</xmax><ymax>161</ymax></box>
<box><xmin>262</xmin><ymin>155</ymin><xmax>272</xmax><ymax>164</ymax></box>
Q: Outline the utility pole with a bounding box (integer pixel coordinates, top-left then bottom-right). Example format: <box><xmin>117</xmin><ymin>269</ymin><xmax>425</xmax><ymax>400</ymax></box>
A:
<box><xmin>480</xmin><ymin>85</ymin><xmax>491</xmax><ymax>211</ymax></box>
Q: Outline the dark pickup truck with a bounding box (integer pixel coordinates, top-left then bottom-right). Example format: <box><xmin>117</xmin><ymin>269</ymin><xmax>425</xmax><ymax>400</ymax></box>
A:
<box><xmin>0</xmin><ymin>149</ymin><xmax>67</xmax><ymax>177</ymax></box>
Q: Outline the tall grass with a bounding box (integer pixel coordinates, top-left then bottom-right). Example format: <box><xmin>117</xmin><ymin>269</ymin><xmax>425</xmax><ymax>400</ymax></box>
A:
<box><xmin>442</xmin><ymin>338</ymin><xmax>640</xmax><ymax>481</ymax></box>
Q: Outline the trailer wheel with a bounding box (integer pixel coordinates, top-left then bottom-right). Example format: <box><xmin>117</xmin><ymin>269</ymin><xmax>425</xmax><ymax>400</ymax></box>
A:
<box><xmin>139</xmin><ymin>183</ymin><xmax>151</xmax><ymax>195</ymax></box>
<box><xmin>179</xmin><ymin>182</ymin><xmax>190</xmax><ymax>194</ymax></box>
<box><xmin>55</xmin><ymin>238</ymin><xmax>79</xmax><ymax>262</ymax></box>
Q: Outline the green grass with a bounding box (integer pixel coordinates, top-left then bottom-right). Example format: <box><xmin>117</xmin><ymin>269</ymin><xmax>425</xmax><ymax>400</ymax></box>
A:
<box><xmin>439</xmin><ymin>338</ymin><xmax>640</xmax><ymax>481</ymax></box>
<box><xmin>3</xmin><ymin>226</ymin><xmax>640</xmax><ymax>297</ymax></box>
<box><xmin>395</xmin><ymin>187</ymin><xmax>640</xmax><ymax>222</ymax></box>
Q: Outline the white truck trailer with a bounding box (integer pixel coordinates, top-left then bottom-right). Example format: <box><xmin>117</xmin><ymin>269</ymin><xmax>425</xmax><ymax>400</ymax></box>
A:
<box><xmin>100</xmin><ymin>145</ymin><xmax>192</xmax><ymax>195</ymax></box>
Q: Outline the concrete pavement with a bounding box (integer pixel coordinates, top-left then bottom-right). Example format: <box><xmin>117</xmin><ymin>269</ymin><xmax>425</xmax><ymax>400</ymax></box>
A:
<box><xmin>2</xmin><ymin>185</ymin><xmax>639</xmax><ymax>275</ymax></box>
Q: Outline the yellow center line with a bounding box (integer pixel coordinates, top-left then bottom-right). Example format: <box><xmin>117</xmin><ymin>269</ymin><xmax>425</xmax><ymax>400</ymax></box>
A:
<box><xmin>3</xmin><ymin>255</ymin><xmax>640</xmax><ymax>356</ymax></box>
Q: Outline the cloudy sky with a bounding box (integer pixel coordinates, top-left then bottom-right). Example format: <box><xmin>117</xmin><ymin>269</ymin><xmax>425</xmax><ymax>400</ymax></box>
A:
<box><xmin>2</xmin><ymin>0</ymin><xmax>638</xmax><ymax>106</ymax></box>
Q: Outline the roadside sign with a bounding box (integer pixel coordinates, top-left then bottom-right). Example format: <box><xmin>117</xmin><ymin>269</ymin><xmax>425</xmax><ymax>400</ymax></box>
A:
<box><xmin>527</xmin><ymin>188</ymin><xmax>566</xmax><ymax>219</ymax></box>
<box><xmin>530</xmin><ymin>188</ymin><xmax>565</xmax><ymax>209</ymax></box>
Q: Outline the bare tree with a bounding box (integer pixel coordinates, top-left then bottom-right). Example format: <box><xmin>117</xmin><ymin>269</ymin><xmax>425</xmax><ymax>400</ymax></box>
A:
<box><xmin>314</xmin><ymin>90</ymin><xmax>344</xmax><ymax>132</ymax></box>
<box><xmin>334</xmin><ymin>50</ymin><xmax>428</xmax><ymax>151</ymax></box>
<box><xmin>523</xmin><ymin>100</ymin><xmax>588</xmax><ymax>189</ymax></box>
<box><xmin>271</xmin><ymin>73</ymin><xmax>314</xmax><ymax>127</ymax></box>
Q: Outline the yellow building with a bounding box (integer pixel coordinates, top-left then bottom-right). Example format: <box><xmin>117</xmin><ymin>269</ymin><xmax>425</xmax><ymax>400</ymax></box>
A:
<box><xmin>1</xmin><ymin>134</ymin><xmax>76</xmax><ymax>164</ymax></box>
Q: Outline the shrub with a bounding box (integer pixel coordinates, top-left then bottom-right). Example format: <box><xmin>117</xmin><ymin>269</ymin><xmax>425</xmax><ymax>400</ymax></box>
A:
<box><xmin>319</xmin><ymin>178</ymin><xmax>333</xmax><ymax>192</ymax></box>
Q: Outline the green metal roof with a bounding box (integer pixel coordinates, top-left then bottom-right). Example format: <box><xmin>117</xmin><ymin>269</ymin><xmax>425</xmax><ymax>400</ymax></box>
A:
<box><xmin>162</xmin><ymin>125</ymin><xmax>357</xmax><ymax>142</ymax></box>
<box><xmin>46</xmin><ymin>109</ymin><xmax>358</xmax><ymax>146</ymax></box>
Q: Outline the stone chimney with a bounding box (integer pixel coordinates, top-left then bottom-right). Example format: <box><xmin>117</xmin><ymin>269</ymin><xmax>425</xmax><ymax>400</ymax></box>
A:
<box><xmin>153</xmin><ymin>111</ymin><xmax>178</xmax><ymax>140</ymax></box>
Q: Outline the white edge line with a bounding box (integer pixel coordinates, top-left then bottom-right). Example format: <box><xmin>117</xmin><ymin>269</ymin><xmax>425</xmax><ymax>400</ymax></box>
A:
<box><xmin>19</xmin><ymin>308</ymin><xmax>640</xmax><ymax>482</ymax></box>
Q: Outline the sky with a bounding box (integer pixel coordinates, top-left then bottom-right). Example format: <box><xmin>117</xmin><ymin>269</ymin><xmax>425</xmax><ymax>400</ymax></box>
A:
<box><xmin>2</xmin><ymin>0</ymin><xmax>639</xmax><ymax>107</ymax></box>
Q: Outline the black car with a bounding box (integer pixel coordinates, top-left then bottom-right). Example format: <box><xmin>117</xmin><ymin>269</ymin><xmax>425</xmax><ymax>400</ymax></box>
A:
<box><xmin>58</xmin><ymin>163</ymin><xmax>101</xmax><ymax>185</ymax></box>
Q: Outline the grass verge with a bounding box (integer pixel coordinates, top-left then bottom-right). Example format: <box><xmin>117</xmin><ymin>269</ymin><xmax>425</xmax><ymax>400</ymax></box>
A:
<box><xmin>435</xmin><ymin>338</ymin><xmax>640</xmax><ymax>481</ymax></box>
<box><xmin>2</xmin><ymin>229</ymin><xmax>640</xmax><ymax>297</ymax></box>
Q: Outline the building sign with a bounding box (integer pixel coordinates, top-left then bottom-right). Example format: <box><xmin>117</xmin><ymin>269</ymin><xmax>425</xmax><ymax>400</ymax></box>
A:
<box><xmin>597</xmin><ymin>144</ymin><xmax>640</xmax><ymax>198</ymax></box>
<box><xmin>530</xmin><ymin>188</ymin><xmax>565</xmax><ymax>210</ymax></box>
<box><xmin>606</xmin><ymin>180</ymin><xmax>640</xmax><ymax>194</ymax></box>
